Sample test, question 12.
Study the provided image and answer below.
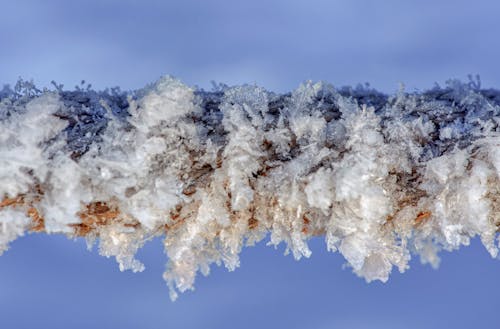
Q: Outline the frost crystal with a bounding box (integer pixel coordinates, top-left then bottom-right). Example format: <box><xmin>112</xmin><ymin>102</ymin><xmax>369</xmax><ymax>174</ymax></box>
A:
<box><xmin>1</xmin><ymin>76</ymin><xmax>499</xmax><ymax>299</ymax></box>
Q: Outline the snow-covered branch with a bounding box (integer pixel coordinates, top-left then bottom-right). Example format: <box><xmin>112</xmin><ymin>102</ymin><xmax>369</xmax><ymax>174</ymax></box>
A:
<box><xmin>1</xmin><ymin>76</ymin><xmax>499</xmax><ymax>299</ymax></box>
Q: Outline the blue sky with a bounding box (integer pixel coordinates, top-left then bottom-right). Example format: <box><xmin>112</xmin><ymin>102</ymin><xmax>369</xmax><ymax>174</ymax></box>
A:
<box><xmin>2</xmin><ymin>0</ymin><xmax>500</xmax><ymax>93</ymax></box>
<box><xmin>1</xmin><ymin>1</ymin><xmax>500</xmax><ymax>328</ymax></box>
<box><xmin>2</xmin><ymin>235</ymin><xmax>500</xmax><ymax>329</ymax></box>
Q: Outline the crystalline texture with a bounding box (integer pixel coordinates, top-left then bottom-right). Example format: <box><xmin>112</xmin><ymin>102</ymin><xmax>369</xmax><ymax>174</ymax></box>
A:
<box><xmin>0</xmin><ymin>76</ymin><xmax>499</xmax><ymax>299</ymax></box>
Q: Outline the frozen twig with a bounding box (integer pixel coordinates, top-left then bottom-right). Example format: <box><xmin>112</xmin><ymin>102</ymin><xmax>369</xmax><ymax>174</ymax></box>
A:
<box><xmin>0</xmin><ymin>76</ymin><xmax>499</xmax><ymax>299</ymax></box>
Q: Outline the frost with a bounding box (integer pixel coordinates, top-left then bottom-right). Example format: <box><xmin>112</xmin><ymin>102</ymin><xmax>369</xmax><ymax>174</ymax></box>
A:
<box><xmin>0</xmin><ymin>93</ymin><xmax>67</xmax><ymax>198</ymax></box>
<box><xmin>0</xmin><ymin>77</ymin><xmax>499</xmax><ymax>299</ymax></box>
<box><xmin>0</xmin><ymin>209</ymin><xmax>31</xmax><ymax>254</ymax></box>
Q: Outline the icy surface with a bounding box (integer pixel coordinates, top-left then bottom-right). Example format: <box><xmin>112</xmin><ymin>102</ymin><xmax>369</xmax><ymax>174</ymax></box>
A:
<box><xmin>0</xmin><ymin>76</ymin><xmax>499</xmax><ymax>299</ymax></box>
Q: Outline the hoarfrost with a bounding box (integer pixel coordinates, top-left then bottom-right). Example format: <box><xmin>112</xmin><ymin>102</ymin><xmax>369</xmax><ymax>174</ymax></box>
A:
<box><xmin>0</xmin><ymin>76</ymin><xmax>499</xmax><ymax>299</ymax></box>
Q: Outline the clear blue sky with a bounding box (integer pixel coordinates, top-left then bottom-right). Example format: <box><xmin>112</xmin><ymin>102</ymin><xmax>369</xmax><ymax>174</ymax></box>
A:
<box><xmin>1</xmin><ymin>1</ymin><xmax>500</xmax><ymax>328</ymax></box>
<box><xmin>2</xmin><ymin>0</ymin><xmax>500</xmax><ymax>93</ymax></box>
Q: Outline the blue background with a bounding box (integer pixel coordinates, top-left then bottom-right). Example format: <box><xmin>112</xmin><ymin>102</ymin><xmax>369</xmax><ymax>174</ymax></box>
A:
<box><xmin>1</xmin><ymin>1</ymin><xmax>500</xmax><ymax>328</ymax></box>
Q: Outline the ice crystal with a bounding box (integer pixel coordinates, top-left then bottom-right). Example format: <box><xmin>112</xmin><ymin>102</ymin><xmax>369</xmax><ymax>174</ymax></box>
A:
<box><xmin>0</xmin><ymin>76</ymin><xmax>499</xmax><ymax>299</ymax></box>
